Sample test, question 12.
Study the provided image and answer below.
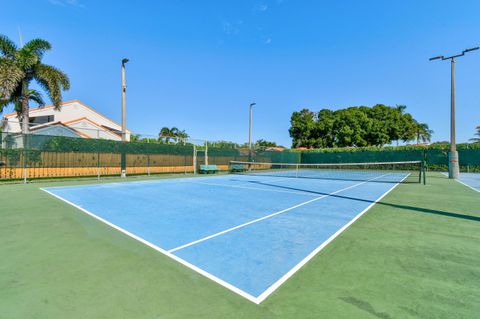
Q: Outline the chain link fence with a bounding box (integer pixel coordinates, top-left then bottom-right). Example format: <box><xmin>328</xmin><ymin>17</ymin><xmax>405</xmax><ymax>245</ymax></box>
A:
<box><xmin>1</xmin><ymin>131</ymin><xmax>479</xmax><ymax>182</ymax></box>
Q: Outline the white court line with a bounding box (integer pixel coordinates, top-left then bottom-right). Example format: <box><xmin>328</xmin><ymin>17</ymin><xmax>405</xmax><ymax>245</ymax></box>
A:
<box><xmin>442</xmin><ymin>172</ymin><xmax>480</xmax><ymax>193</ymax></box>
<box><xmin>184</xmin><ymin>180</ymin><xmax>318</xmax><ymax>197</ymax></box>
<box><xmin>40</xmin><ymin>171</ymin><xmax>407</xmax><ymax>304</ymax></box>
<box><xmin>168</xmin><ymin>173</ymin><xmax>392</xmax><ymax>253</ymax></box>
<box><xmin>255</xmin><ymin>173</ymin><xmax>409</xmax><ymax>303</ymax></box>
<box><xmin>40</xmin><ymin>187</ymin><xmax>260</xmax><ymax>303</ymax></box>
<box><xmin>455</xmin><ymin>179</ymin><xmax>480</xmax><ymax>193</ymax></box>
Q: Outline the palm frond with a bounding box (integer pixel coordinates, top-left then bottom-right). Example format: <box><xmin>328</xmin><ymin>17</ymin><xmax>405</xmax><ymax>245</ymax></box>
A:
<box><xmin>14</xmin><ymin>98</ymin><xmax>23</xmax><ymax>116</ymax></box>
<box><xmin>0</xmin><ymin>57</ymin><xmax>24</xmax><ymax>100</ymax></box>
<box><xmin>0</xmin><ymin>35</ymin><xmax>69</xmax><ymax>132</ymax></box>
<box><xmin>0</xmin><ymin>77</ymin><xmax>22</xmax><ymax>113</ymax></box>
<box><xmin>0</xmin><ymin>34</ymin><xmax>18</xmax><ymax>57</ymax></box>
<box><xmin>0</xmin><ymin>94</ymin><xmax>12</xmax><ymax>111</ymax></box>
<box><xmin>15</xmin><ymin>49</ymin><xmax>40</xmax><ymax>70</ymax></box>
<box><xmin>34</xmin><ymin>64</ymin><xmax>70</xmax><ymax>107</ymax></box>
<box><xmin>22</xmin><ymin>38</ymin><xmax>51</xmax><ymax>59</ymax></box>
<box><xmin>28</xmin><ymin>89</ymin><xmax>45</xmax><ymax>106</ymax></box>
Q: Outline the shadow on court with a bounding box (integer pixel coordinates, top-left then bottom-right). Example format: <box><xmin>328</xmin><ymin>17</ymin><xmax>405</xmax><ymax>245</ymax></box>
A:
<box><xmin>248</xmin><ymin>180</ymin><xmax>480</xmax><ymax>223</ymax></box>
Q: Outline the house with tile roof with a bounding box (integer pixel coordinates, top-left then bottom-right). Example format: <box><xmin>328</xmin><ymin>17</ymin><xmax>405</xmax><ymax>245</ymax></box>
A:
<box><xmin>1</xmin><ymin>100</ymin><xmax>131</xmax><ymax>141</ymax></box>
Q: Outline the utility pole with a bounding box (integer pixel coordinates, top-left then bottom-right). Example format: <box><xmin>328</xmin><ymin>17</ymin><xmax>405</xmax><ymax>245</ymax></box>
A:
<box><xmin>430</xmin><ymin>47</ymin><xmax>479</xmax><ymax>179</ymax></box>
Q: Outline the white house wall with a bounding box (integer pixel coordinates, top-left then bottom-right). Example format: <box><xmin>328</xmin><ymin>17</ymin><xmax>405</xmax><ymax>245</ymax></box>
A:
<box><xmin>3</xmin><ymin>117</ymin><xmax>21</xmax><ymax>132</ymax></box>
<box><xmin>71</xmin><ymin>119</ymin><xmax>121</xmax><ymax>141</ymax></box>
<box><xmin>3</xmin><ymin>101</ymin><xmax>130</xmax><ymax>141</ymax></box>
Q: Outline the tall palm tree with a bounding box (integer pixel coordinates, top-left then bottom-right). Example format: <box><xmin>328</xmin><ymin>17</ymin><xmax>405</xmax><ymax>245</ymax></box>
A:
<box><xmin>159</xmin><ymin>127</ymin><xmax>179</xmax><ymax>144</ymax></box>
<box><xmin>0</xmin><ymin>35</ymin><xmax>70</xmax><ymax>133</ymax></box>
<box><xmin>415</xmin><ymin>122</ymin><xmax>434</xmax><ymax>144</ymax></box>
<box><xmin>130</xmin><ymin>134</ymin><xmax>142</xmax><ymax>142</ymax></box>
<box><xmin>470</xmin><ymin>126</ymin><xmax>480</xmax><ymax>142</ymax></box>
<box><xmin>2</xmin><ymin>88</ymin><xmax>45</xmax><ymax>115</ymax></box>
<box><xmin>176</xmin><ymin>129</ymin><xmax>189</xmax><ymax>139</ymax></box>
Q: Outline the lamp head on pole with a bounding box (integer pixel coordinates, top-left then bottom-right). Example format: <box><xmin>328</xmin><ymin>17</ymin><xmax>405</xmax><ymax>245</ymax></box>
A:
<box><xmin>429</xmin><ymin>55</ymin><xmax>444</xmax><ymax>61</ymax></box>
<box><xmin>122</xmin><ymin>58</ymin><xmax>129</xmax><ymax>65</ymax></box>
<box><xmin>463</xmin><ymin>47</ymin><xmax>479</xmax><ymax>53</ymax></box>
<box><xmin>250</xmin><ymin>102</ymin><xmax>256</xmax><ymax>108</ymax></box>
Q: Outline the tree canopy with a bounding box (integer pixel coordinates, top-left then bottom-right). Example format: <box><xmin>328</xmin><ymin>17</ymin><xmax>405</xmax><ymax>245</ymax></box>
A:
<box><xmin>289</xmin><ymin>104</ymin><xmax>430</xmax><ymax>148</ymax></box>
<box><xmin>158</xmin><ymin>127</ymin><xmax>189</xmax><ymax>144</ymax></box>
<box><xmin>255</xmin><ymin>139</ymin><xmax>277</xmax><ymax>148</ymax></box>
<box><xmin>470</xmin><ymin>126</ymin><xmax>480</xmax><ymax>143</ymax></box>
<box><xmin>0</xmin><ymin>35</ymin><xmax>70</xmax><ymax>133</ymax></box>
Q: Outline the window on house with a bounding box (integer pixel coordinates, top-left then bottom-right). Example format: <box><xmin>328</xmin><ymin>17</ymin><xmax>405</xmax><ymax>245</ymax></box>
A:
<box><xmin>29</xmin><ymin>115</ymin><xmax>54</xmax><ymax>125</ymax></box>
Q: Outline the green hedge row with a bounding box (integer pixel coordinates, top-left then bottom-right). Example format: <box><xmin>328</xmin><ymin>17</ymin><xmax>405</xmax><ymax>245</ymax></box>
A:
<box><xmin>25</xmin><ymin>135</ymin><xmax>193</xmax><ymax>155</ymax></box>
<box><xmin>299</xmin><ymin>142</ymin><xmax>480</xmax><ymax>153</ymax></box>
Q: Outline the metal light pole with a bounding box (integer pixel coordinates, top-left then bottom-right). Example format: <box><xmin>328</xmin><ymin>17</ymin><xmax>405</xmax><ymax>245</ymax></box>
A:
<box><xmin>430</xmin><ymin>47</ymin><xmax>479</xmax><ymax>179</ymax></box>
<box><xmin>248</xmin><ymin>102</ymin><xmax>256</xmax><ymax>161</ymax></box>
<box><xmin>121</xmin><ymin>58</ymin><xmax>129</xmax><ymax>178</ymax></box>
<box><xmin>121</xmin><ymin>58</ymin><xmax>129</xmax><ymax>142</ymax></box>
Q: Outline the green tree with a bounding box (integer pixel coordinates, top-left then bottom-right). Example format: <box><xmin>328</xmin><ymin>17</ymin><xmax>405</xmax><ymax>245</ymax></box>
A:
<box><xmin>315</xmin><ymin>109</ymin><xmax>336</xmax><ymax>148</ymax></box>
<box><xmin>289</xmin><ymin>104</ymin><xmax>424</xmax><ymax>148</ymax></box>
<box><xmin>176</xmin><ymin>129</ymin><xmax>189</xmax><ymax>140</ymax></box>
<box><xmin>130</xmin><ymin>134</ymin><xmax>142</xmax><ymax>142</ymax></box>
<box><xmin>139</xmin><ymin>138</ymin><xmax>159</xmax><ymax>144</ymax></box>
<box><xmin>255</xmin><ymin>139</ymin><xmax>277</xmax><ymax>148</ymax></box>
<box><xmin>399</xmin><ymin>114</ymin><xmax>417</xmax><ymax>144</ymax></box>
<box><xmin>158</xmin><ymin>127</ymin><xmax>189</xmax><ymax>144</ymax></box>
<box><xmin>332</xmin><ymin>107</ymin><xmax>370</xmax><ymax>147</ymax></box>
<box><xmin>289</xmin><ymin>109</ymin><xmax>316</xmax><ymax>148</ymax></box>
<box><xmin>159</xmin><ymin>127</ymin><xmax>179</xmax><ymax>143</ymax></box>
<box><xmin>469</xmin><ymin>126</ymin><xmax>480</xmax><ymax>142</ymax></box>
<box><xmin>207</xmin><ymin>140</ymin><xmax>240</xmax><ymax>149</ymax></box>
<box><xmin>0</xmin><ymin>35</ymin><xmax>70</xmax><ymax>133</ymax></box>
<box><xmin>0</xmin><ymin>56</ymin><xmax>23</xmax><ymax>105</ymax></box>
<box><xmin>365</xmin><ymin>104</ymin><xmax>395</xmax><ymax>146</ymax></box>
<box><xmin>2</xmin><ymin>88</ymin><xmax>45</xmax><ymax>117</ymax></box>
<box><xmin>414</xmin><ymin>122</ymin><xmax>434</xmax><ymax>144</ymax></box>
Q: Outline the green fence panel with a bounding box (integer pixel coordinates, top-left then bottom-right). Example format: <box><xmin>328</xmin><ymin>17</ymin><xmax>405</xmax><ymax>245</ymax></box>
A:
<box><xmin>255</xmin><ymin>150</ymin><xmax>300</xmax><ymax>163</ymax></box>
<box><xmin>301</xmin><ymin>149</ymin><xmax>424</xmax><ymax>164</ymax></box>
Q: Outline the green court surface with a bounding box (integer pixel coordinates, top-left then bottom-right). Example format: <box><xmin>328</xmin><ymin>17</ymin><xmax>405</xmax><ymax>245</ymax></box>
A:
<box><xmin>1</xmin><ymin>173</ymin><xmax>479</xmax><ymax>318</ymax></box>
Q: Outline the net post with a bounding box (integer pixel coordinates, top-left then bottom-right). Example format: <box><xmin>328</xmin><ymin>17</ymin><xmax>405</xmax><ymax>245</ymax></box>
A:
<box><xmin>422</xmin><ymin>160</ymin><xmax>426</xmax><ymax>185</ymax></box>
<box><xmin>418</xmin><ymin>161</ymin><xmax>422</xmax><ymax>184</ymax></box>
<box><xmin>296</xmin><ymin>163</ymin><xmax>299</xmax><ymax>178</ymax></box>
<box><xmin>422</xmin><ymin>149</ymin><xmax>427</xmax><ymax>185</ymax></box>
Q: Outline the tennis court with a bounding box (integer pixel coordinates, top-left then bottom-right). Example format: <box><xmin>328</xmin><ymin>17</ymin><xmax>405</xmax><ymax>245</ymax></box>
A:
<box><xmin>442</xmin><ymin>172</ymin><xmax>480</xmax><ymax>193</ymax></box>
<box><xmin>457</xmin><ymin>173</ymin><xmax>480</xmax><ymax>192</ymax></box>
<box><xmin>41</xmin><ymin>164</ymin><xmax>414</xmax><ymax>303</ymax></box>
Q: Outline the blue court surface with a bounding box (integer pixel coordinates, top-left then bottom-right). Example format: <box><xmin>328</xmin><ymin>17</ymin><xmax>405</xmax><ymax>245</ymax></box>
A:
<box><xmin>457</xmin><ymin>173</ymin><xmax>480</xmax><ymax>192</ymax></box>
<box><xmin>443</xmin><ymin>172</ymin><xmax>480</xmax><ymax>193</ymax></box>
<box><xmin>42</xmin><ymin>171</ymin><xmax>407</xmax><ymax>303</ymax></box>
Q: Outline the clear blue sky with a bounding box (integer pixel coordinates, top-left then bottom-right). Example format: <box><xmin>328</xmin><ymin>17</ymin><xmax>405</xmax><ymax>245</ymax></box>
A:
<box><xmin>1</xmin><ymin>0</ymin><xmax>479</xmax><ymax>146</ymax></box>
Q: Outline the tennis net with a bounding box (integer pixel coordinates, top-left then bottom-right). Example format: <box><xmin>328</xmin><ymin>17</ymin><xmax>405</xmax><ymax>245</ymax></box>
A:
<box><xmin>228</xmin><ymin>160</ymin><xmax>425</xmax><ymax>184</ymax></box>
